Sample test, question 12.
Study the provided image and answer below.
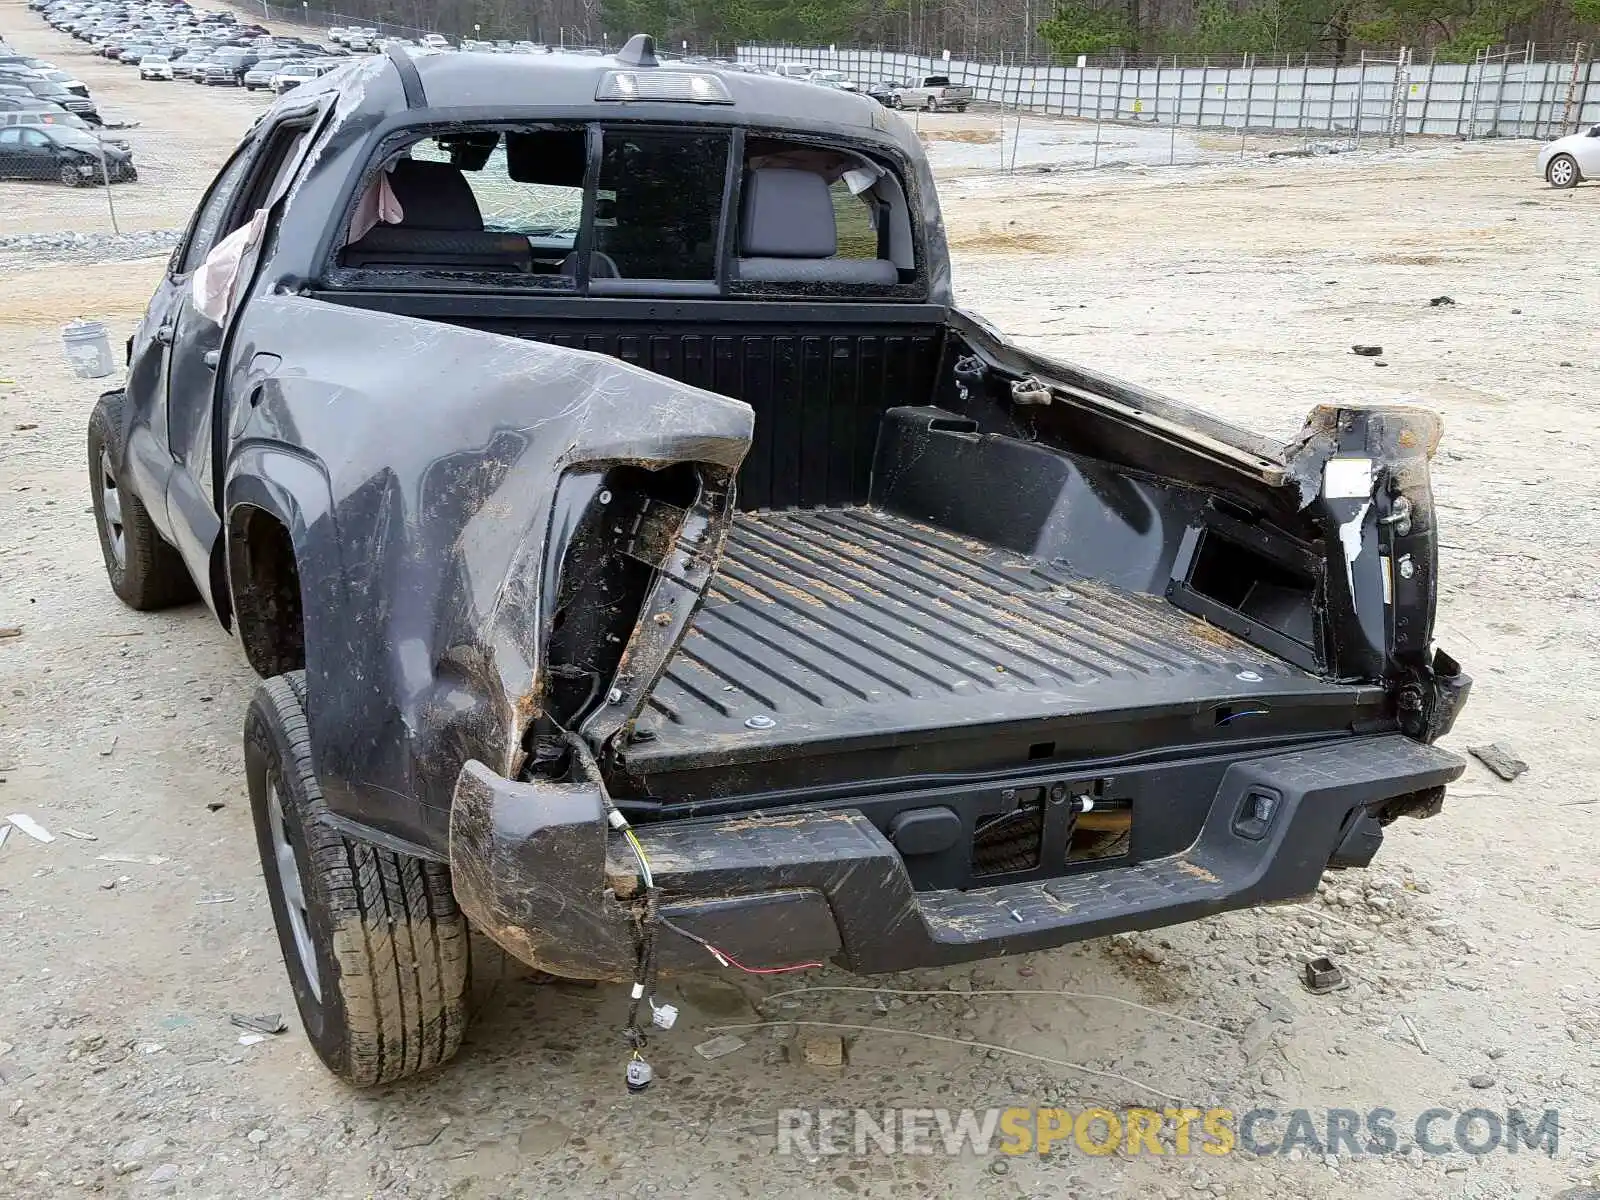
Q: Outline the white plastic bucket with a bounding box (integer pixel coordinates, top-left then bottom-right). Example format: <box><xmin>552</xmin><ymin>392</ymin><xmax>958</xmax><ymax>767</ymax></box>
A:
<box><xmin>61</xmin><ymin>319</ymin><xmax>116</xmax><ymax>380</ymax></box>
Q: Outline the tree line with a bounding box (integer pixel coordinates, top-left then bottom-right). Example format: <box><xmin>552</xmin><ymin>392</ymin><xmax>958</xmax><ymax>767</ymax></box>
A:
<box><xmin>300</xmin><ymin>0</ymin><xmax>1599</xmax><ymax>62</ymax></box>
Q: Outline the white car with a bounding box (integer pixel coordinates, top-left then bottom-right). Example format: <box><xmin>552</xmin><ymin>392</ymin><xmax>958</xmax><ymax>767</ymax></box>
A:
<box><xmin>137</xmin><ymin>52</ymin><xmax>172</xmax><ymax>79</ymax></box>
<box><xmin>806</xmin><ymin>69</ymin><xmax>858</xmax><ymax>92</ymax></box>
<box><xmin>419</xmin><ymin>33</ymin><xmax>451</xmax><ymax>50</ymax></box>
<box><xmin>1539</xmin><ymin>124</ymin><xmax>1600</xmax><ymax>189</ymax></box>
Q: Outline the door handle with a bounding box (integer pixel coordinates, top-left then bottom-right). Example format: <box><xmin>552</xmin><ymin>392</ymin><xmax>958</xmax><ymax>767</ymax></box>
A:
<box><xmin>202</xmin><ymin>350</ymin><xmax>219</xmax><ymax>370</ymax></box>
<box><xmin>154</xmin><ymin>323</ymin><xmax>173</xmax><ymax>346</ymax></box>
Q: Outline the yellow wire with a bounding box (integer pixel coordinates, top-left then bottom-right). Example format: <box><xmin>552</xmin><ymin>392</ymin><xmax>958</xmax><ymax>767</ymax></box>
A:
<box><xmin>623</xmin><ymin>826</ymin><xmax>654</xmax><ymax>889</ymax></box>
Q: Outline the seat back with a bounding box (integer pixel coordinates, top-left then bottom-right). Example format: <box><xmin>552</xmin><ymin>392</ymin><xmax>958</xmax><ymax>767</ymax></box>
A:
<box><xmin>736</xmin><ymin>167</ymin><xmax>897</xmax><ymax>286</ymax></box>
<box><xmin>343</xmin><ymin>158</ymin><xmax>532</xmax><ymax>272</ymax></box>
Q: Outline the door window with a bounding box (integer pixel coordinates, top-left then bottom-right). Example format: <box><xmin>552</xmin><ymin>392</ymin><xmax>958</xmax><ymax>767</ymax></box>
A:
<box><xmin>175</xmin><ymin>144</ymin><xmax>254</xmax><ymax>275</ymax></box>
<box><xmin>593</xmin><ymin>130</ymin><xmax>730</xmax><ymax>281</ymax></box>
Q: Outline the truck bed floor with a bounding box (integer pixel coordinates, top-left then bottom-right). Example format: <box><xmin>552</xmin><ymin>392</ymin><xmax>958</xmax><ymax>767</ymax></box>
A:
<box><xmin>622</xmin><ymin>507</ymin><xmax>1357</xmax><ymax>782</ymax></box>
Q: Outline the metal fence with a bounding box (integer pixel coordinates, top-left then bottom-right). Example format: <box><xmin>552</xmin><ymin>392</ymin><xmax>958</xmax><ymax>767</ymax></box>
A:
<box><xmin>737</xmin><ymin>43</ymin><xmax>1600</xmax><ymax>140</ymax></box>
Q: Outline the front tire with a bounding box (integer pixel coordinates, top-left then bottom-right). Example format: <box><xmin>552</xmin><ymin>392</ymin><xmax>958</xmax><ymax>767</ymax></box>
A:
<box><xmin>1546</xmin><ymin>153</ymin><xmax>1580</xmax><ymax>189</ymax></box>
<box><xmin>88</xmin><ymin>392</ymin><xmax>197</xmax><ymax>609</ymax></box>
<box><xmin>246</xmin><ymin>672</ymin><xmax>471</xmax><ymax>1087</ymax></box>
<box><xmin>59</xmin><ymin>163</ymin><xmax>81</xmax><ymax>186</ymax></box>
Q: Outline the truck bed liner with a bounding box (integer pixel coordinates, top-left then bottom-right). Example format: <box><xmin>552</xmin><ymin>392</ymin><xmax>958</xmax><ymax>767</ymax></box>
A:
<box><xmin>623</xmin><ymin>507</ymin><xmax>1359</xmax><ymax>780</ymax></box>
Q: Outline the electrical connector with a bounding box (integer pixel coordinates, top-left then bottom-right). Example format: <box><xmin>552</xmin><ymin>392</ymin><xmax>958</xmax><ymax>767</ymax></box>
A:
<box><xmin>607</xmin><ymin>808</ymin><xmax>629</xmax><ymax>831</ymax></box>
<box><xmin>650</xmin><ymin>1001</ymin><xmax>678</xmax><ymax>1030</ymax></box>
<box><xmin>625</xmin><ymin>1057</ymin><xmax>653</xmax><ymax>1093</ymax></box>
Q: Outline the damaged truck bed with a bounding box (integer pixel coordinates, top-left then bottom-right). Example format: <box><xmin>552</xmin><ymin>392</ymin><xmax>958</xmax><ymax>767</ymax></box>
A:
<box><xmin>91</xmin><ymin>36</ymin><xmax>1471</xmax><ymax>1086</ymax></box>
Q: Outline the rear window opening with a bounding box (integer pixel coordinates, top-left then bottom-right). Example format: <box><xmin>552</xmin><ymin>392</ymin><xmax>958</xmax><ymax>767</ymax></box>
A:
<box><xmin>334</xmin><ymin>122</ymin><xmax>918</xmax><ymax>298</ymax></box>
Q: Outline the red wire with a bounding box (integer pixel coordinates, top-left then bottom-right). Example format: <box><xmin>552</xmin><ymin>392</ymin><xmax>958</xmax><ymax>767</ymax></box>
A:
<box><xmin>706</xmin><ymin>943</ymin><xmax>824</xmax><ymax>975</ymax></box>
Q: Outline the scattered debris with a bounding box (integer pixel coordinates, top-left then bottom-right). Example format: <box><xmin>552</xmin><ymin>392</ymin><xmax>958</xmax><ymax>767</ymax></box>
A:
<box><xmin>229</xmin><ymin>1013</ymin><xmax>287</xmax><ymax>1036</ymax></box>
<box><xmin>1560</xmin><ymin>360</ymin><xmax>1574</xmax><ymax>368</ymax></box>
<box><xmin>6</xmin><ymin>813</ymin><xmax>53</xmax><ymax>843</ymax></box>
<box><xmin>60</xmin><ymin>828</ymin><xmax>97</xmax><ymax>841</ymax></box>
<box><xmin>246</xmin><ymin>1128</ymin><xmax>269</xmax><ymax>1146</ymax></box>
<box><xmin>1301</xmin><ymin>955</ymin><xmax>1346</xmax><ymax>995</ymax></box>
<box><xmin>1468</xmin><ymin>743</ymin><xmax>1527</xmax><ymax>782</ymax></box>
<box><xmin>1401</xmin><ymin>1014</ymin><xmax>1430</xmax><ymax>1055</ymax></box>
<box><xmin>206</xmin><ymin>802</ymin><xmax>226</xmax><ymax>813</ymax></box>
<box><xmin>97</xmin><ymin>852</ymin><xmax>169</xmax><ymax>865</ymax></box>
<box><xmin>1468</xmin><ymin>1073</ymin><xmax>1497</xmax><ymax>1089</ymax></box>
<box><xmin>1351</xmin><ymin>345</ymin><xmax>1383</xmax><ymax>357</ymax></box>
<box><xmin>1510</xmin><ymin>308</ymin><xmax>1522</xmax><ymax>315</ymax></box>
<box><xmin>1429</xmin><ymin>295</ymin><xmax>1455</xmax><ymax>307</ymax></box>
<box><xmin>1374</xmin><ymin>360</ymin><xmax>1389</xmax><ymax>367</ymax></box>
<box><xmin>237</xmin><ymin>1033</ymin><xmax>267</xmax><ymax>1047</ymax></box>
<box><xmin>0</xmin><ymin>826</ymin><xmax>8</xmax><ymax>852</ymax></box>
<box><xmin>98</xmin><ymin>737</ymin><xmax>117</xmax><ymax>758</ymax></box>
<box><xmin>99</xmin><ymin>879</ymin><xmax>117</xmax><ymax>891</ymax></box>
<box><xmin>148</xmin><ymin>1165</ymin><xmax>179</xmax><ymax>1185</ymax></box>
<box><xmin>694</xmin><ymin>1034</ymin><xmax>747</xmax><ymax>1060</ymax></box>
<box><xmin>0</xmin><ymin>627</ymin><xmax>21</xmax><ymax>639</ymax></box>
<box><xmin>196</xmin><ymin>892</ymin><xmax>235</xmax><ymax>905</ymax></box>
<box><xmin>10</xmin><ymin>424</ymin><xmax>35</xmax><ymax>432</ymax></box>
<box><xmin>800</xmin><ymin>1033</ymin><xmax>845</xmax><ymax>1068</ymax></box>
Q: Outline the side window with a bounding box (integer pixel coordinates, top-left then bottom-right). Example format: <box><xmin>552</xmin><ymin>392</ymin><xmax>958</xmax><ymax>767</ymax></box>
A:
<box><xmin>830</xmin><ymin>180</ymin><xmax>878</xmax><ymax>260</ymax></box>
<box><xmin>408</xmin><ymin>130</ymin><xmax>585</xmax><ymax>239</ymax></box>
<box><xmin>175</xmin><ymin>145</ymin><xmax>254</xmax><ymax>275</ymax></box>
<box><xmin>21</xmin><ymin>128</ymin><xmax>49</xmax><ymax>148</ymax></box>
<box><xmin>594</xmin><ymin>130</ymin><xmax>729</xmax><ymax>281</ymax></box>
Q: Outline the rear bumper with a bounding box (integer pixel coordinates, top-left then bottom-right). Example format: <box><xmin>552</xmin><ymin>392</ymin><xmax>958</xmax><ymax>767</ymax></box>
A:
<box><xmin>449</xmin><ymin>735</ymin><xmax>1463</xmax><ymax>981</ymax></box>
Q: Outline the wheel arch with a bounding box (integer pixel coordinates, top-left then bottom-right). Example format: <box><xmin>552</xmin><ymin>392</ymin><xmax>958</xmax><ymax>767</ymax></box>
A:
<box><xmin>223</xmin><ymin>446</ymin><xmax>335</xmax><ymax>680</ymax></box>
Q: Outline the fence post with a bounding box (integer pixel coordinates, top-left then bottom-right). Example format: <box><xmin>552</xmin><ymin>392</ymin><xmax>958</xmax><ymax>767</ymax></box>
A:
<box><xmin>1093</xmin><ymin>68</ymin><xmax>1104</xmax><ymax>167</ymax></box>
<box><xmin>1354</xmin><ymin>52</ymin><xmax>1368</xmax><ymax>146</ymax></box>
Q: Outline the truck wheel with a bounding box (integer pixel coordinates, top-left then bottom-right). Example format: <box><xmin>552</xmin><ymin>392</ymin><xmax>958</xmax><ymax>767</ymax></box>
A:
<box><xmin>88</xmin><ymin>392</ymin><xmax>197</xmax><ymax>610</ymax></box>
<box><xmin>245</xmin><ymin>672</ymin><xmax>471</xmax><ymax>1087</ymax></box>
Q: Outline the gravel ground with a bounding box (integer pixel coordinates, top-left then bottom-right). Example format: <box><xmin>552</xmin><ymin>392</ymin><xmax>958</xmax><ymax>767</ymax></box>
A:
<box><xmin>3</xmin><ymin>2</ymin><xmax>1600</xmax><ymax>1197</ymax></box>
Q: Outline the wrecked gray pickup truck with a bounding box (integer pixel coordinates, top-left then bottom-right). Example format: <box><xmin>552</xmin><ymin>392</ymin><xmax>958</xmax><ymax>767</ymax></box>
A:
<box><xmin>88</xmin><ymin>36</ymin><xmax>1470</xmax><ymax>1086</ymax></box>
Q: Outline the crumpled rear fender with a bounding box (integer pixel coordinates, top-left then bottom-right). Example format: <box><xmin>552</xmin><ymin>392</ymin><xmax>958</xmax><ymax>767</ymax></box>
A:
<box><xmin>224</xmin><ymin>295</ymin><xmax>754</xmax><ymax>854</ymax></box>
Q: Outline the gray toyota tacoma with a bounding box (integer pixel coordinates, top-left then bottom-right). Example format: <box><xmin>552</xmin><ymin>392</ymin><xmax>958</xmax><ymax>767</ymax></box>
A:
<box><xmin>88</xmin><ymin>37</ymin><xmax>1470</xmax><ymax>1087</ymax></box>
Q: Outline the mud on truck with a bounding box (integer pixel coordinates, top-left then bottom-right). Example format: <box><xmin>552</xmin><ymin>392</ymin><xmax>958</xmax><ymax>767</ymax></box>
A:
<box><xmin>88</xmin><ymin>35</ymin><xmax>1471</xmax><ymax>1086</ymax></box>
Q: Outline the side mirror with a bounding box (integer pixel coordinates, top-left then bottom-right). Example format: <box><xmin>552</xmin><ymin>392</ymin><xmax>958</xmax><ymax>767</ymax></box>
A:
<box><xmin>1590</xmin><ymin>125</ymin><xmax>1600</xmax><ymax>137</ymax></box>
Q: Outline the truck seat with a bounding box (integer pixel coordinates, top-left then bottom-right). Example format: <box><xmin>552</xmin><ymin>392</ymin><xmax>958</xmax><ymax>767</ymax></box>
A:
<box><xmin>736</xmin><ymin>168</ymin><xmax>897</xmax><ymax>285</ymax></box>
<box><xmin>344</xmin><ymin>159</ymin><xmax>533</xmax><ymax>272</ymax></box>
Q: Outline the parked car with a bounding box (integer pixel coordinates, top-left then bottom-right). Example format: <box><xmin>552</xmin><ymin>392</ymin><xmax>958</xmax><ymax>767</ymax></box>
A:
<box><xmin>891</xmin><ymin>74</ymin><xmax>974</xmax><ymax>111</ymax></box>
<box><xmin>200</xmin><ymin>59</ymin><xmax>241</xmax><ymax>86</ymax></box>
<box><xmin>90</xmin><ymin>36</ymin><xmax>1468</xmax><ymax>1090</ymax></box>
<box><xmin>420</xmin><ymin>33</ymin><xmax>450</xmax><ymax>50</ymax></box>
<box><xmin>243</xmin><ymin>57</ymin><xmax>295</xmax><ymax>89</ymax></box>
<box><xmin>862</xmin><ymin>78</ymin><xmax>898</xmax><ymax>106</ymax></box>
<box><xmin>0</xmin><ymin>75</ymin><xmax>99</xmax><ymax>120</ymax></box>
<box><xmin>168</xmin><ymin>50</ymin><xmax>208</xmax><ymax>79</ymax></box>
<box><xmin>0</xmin><ymin>106</ymin><xmax>127</xmax><ymax>149</ymax></box>
<box><xmin>773</xmin><ymin>61</ymin><xmax>812</xmax><ymax>78</ymax></box>
<box><xmin>138</xmin><ymin>51</ymin><xmax>174</xmax><ymax>79</ymax></box>
<box><xmin>33</xmin><ymin>67</ymin><xmax>90</xmax><ymax>96</ymax></box>
<box><xmin>269</xmin><ymin>60</ymin><xmax>326</xmax><ymax>92</ymax></box>
<box><xmin>0</xmin><ymin>121</ymin><xmax>133</xmax><ymax>183</ymax></box>
<box><xmin>806</xmin><ymin>68</ymin><xmax>858</xmax><ymax>91</ymax></box>
<box><xmin>1539</xmin><ymin>122</ymin><xmax>1600</xmax><ymax>189</ymax></box>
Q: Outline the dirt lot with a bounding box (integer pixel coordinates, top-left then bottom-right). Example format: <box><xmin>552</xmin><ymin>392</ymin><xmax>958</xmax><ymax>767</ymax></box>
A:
<box><xmin>3</xmin><ymin>3</ymin><xmax>1600</xmax><ymax>1197</ymax></box>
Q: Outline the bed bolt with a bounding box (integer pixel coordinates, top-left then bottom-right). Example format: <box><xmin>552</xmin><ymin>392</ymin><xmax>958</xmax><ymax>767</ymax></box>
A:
<box><xmin>1048</xmin><ymin>783</ymin><xmax>1068</xmax><ymax>804</ymax></box>
<box><xmin>1236</xmin><ymin>670</ymin><xmax>1263</xmax><ymax>682</ymax></box>
<box><xmin>1398</xmin><ymin>555</ymin><xmax>1416</xmax><ymax>580</ymax></box>
<box><xmin>744</xmin><ymin>714</ymin><xmax>776</xmax><ymax>730</ymax></box>
<box><xmin>598</xmin><ymin>490</ymin><xmax>613</xmax><ymax>505</ymax></box>
<box><xmin>608</xmin><ymin>688</ymin><xmax>625</xmax><ymax>704</ymax></box>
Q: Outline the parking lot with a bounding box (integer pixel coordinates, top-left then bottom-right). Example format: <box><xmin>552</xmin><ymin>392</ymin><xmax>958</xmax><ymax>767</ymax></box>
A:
<box><xmin>3</xmin><ymin>1</ymin><xmax>1600</xmax><ymax>1197</ymax></box>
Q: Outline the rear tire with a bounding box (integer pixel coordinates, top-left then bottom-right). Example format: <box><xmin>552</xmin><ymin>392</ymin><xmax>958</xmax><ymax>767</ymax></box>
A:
<box><xmin>246</xmin><ymin>671</ymin><xmax>471</xmax><ymax>1087</ymax></box>
<box><xmin>1546</xmin><ymin>153</ymin><xmax>1580</xmax><ymax>189</ymax></box>
<box><xmin>88</xmin><ymin>392</ymin><xmax>197</xmax><ymax>610</ymax></box>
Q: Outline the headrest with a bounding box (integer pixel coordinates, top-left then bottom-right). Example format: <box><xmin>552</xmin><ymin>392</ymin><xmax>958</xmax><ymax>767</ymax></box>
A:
<box><xmin>385</xmin><ymin>158</ymin><xmax>482</xmax><ymax>231</ymax></box>
<box><xmin>739</xmin><ymin>168</ymin><xmax>836</xmax><ymax>259</ymax></box>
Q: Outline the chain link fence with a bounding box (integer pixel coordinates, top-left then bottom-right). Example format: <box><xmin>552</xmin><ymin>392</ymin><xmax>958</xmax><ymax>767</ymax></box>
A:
<box><xmin>737</xmin><ymin>43</ymin><xmax>1599</xmax><ymax>142</ymax></box>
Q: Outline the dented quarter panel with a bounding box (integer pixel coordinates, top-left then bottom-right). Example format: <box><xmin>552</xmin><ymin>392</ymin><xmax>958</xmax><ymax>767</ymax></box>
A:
<box><xmin>223</xmin><ymin>293</ymin><xmax>753</xmax><ymax>854</ymax></box>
